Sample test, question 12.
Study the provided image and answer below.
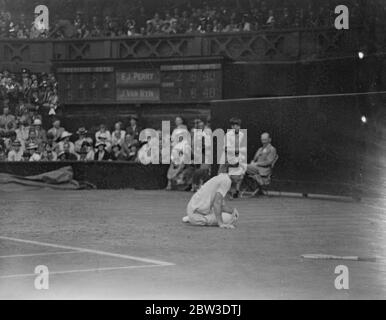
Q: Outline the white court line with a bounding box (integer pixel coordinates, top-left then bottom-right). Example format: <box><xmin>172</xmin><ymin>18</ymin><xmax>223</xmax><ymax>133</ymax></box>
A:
<box><xmin>0</xmin><ymin>251</ymin><xmax>81</xmax><ymax>259</ymax></box>
<box><xmin>0</xmin><ymin>264</ymin><xmax>170</xmax><ymax>280</ymax></box>
<box><xmin>0</xmin><ymin>236</ymin><xmax>175</xmax><ymax>266</ymax></box>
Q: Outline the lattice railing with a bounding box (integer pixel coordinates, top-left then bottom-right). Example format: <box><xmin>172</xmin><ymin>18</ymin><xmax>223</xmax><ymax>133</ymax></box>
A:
<box><xmin>0</xmin><ymin>27</ymin><xmax>380</xmax><ymax>69</ymax></box>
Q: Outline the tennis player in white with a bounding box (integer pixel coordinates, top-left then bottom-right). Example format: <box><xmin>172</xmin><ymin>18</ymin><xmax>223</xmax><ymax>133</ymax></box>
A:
<box><xmin>183</xmin><ymin>166</ymin><xmax>244</xmax><ymax>229</ymax></box>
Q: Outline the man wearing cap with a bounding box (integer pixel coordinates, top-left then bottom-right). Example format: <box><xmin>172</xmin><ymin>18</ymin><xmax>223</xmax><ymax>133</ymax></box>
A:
<box><xmin>74</xmin><ymin>127</ymin><xmax>93</xmax><ymax>154</ymax></box>
<box><xmin>182</xmin><ymin>166</ymin><xmax>244</xmax><ymax>229</ymax></box>
<box><xmin>7</xmin><ymin>140</ymin><xmax>23</xmax><ymax>161</ymax></box>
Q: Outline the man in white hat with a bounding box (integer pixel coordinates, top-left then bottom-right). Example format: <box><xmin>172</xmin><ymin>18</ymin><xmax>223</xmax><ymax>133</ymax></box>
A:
<box><xmin>27</xmin><ymin>143</ymin><xmax>41</xmax><ymax>162</ymax></box>
<box><xmin>95</xmin><ymin>124</ymin><xmax>112</xmax><ymax>145</ymax></box>
<box><xmin>32</xmin><ymin>118</ymin><xmax>47</xmax><ymax>142</ymax></box>
<box><xmin>96</xmin><ymin>132</ymin><xmax>112</xmax><ymax>152</ymax></box>
<box><xmin>182</xmin><ymin>166</ymin><xmax>244</xmax><ymax>229</ymax></box>
<box><xmin>56</xmin><ymin>131</ymin><xmax>75</xmax><ymax>154</ymax></box>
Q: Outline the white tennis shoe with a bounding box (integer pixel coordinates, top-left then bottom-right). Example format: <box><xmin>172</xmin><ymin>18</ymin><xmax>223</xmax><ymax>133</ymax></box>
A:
<box><xmin>182</xmin><ymin>216</ymin><xmax>190</xmax><ymax>223</ymax></box>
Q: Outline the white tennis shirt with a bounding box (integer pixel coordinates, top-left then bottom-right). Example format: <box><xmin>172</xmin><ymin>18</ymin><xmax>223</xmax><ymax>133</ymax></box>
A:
<box><xmin>187</xmin><ymin>173</ymin><xmax>231</xmax><ymax>215</ymax></box>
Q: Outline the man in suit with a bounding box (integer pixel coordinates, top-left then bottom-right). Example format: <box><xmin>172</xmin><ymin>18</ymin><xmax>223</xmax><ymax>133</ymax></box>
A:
<box><xmin>246</xmin><ymin>132</ymin><xmax>277</xmax><ymax>192</ymax></box>
<box><xmin>126</xmin><ymin>115</ymin><xmax>141</xmax><ymax>140</ymax></box>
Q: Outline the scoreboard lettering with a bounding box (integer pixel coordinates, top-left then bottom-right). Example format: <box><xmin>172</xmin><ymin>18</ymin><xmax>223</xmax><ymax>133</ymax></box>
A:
<box><xmin>57</xmin><ymin>63</ymin><xmax>222</xmax><ymax>104</ymax></box>
<box><xmin>116</xmin><ymin>70</ymin><xmax>160</xmax><ymax>102</ymax></box>
<box><xmin>116</xmin><ymin>70</ymin><xmax>160</xmax><ymax>86</ymax></box>
<box><xmin>117</xmin><ymin>88</ymin><xmax>160</xmax><ymax>101</ymax></box>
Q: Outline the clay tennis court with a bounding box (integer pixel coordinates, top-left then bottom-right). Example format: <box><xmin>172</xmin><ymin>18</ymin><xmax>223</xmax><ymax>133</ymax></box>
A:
<box><xmin>0</xmin><ymin>189</ymin><xmax>385</xmax><ymax>299</ymax></box>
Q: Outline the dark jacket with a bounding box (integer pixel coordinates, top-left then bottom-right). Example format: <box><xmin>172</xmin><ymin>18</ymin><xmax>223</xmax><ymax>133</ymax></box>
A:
<box><xmin>94</xmin><ymin>150</ymin><xmax>110</xmax><ymax>161</ymax></box>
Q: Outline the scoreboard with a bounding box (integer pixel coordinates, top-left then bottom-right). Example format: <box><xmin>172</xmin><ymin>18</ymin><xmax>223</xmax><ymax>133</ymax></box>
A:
<box><xmin>160</xmin><ymin>64</ymin><xmax>222</xmax><ymax>101</ymax></box>
<box><xmin>57</xmin><ymin>63</ymin><xmax>222</xmax><ymax>104</ymax></box>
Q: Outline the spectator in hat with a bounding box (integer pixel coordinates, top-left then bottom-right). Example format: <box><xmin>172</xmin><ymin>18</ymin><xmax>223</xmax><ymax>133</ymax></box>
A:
<box><xmin>27</xmin><ymin>142</ymin><xmax>41</xmax><ymax>161</ymax></box>
<box><xmin>95</xmin><ymin>123</ymin><xmax>112</xmax><ymax>145</ymax></box>
<box><xmin>58</xmin><ymin>142</ymin><xmax>78</xmax><ymax>161</ymax></box>
<box><xmin>74</xmin><ymin>127</ymin><xmax>93</xmax><ymax>153</ymax></box>
<box><xmin>96</xmin><ymin>132</ymin><xmax>111</xmax><ymax>152</ymax></box>
<box><xmin>126</xmin><ymin>142</ymin><xmax>139</xmax><ymax>162</ymax></box>
<box><xmin>78</xmin><ymin>141</ymin><xmax>94</xmax><ymax>161</ymax></box>
<box><xmin>126</xmin><ymin>115</ymin><xmax>141</xmax><ymax>140</ymax></box>
<box><xmin>47</xmin><ymin>119</ymin><xmax>65</xmax><ymax>142</ymax></box>
<box><xmin>25</xmin><ymin>128</ymin><xmax>43</xmax><ymax>152</ymax></box>
<box><xmin>94</xmin><ymin>141</ymin><xmax>110</xmax><ymax>161</ymax></box>
<box><xmin>110</xmin><ymin>144</ymin><xmax>126</xmax><ymax>161</ymax></box>
<box><xmin>32</xmin><ymin>118</ymin><xmax>47</xmax><ymax>142</ymax></box>
<box><xmin>7</xmin><ymin>140</ymin><xmax>23</xmax><ymax>161</ymax></box>
<box><xmin>56</xmin><ymin>131</ymin><xmax>75</xmax><ymax>154</ymax></box>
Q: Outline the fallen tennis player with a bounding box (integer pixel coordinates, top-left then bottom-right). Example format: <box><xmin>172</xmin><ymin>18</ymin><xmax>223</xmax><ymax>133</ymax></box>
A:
<box><xmin>182</xmin><ymin>167</ymin><xmax>244</xmax><ymax>229</ymax></box>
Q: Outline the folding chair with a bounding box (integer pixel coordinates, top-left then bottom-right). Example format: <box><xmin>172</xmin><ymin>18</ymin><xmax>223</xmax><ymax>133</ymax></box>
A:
<box><xmin>240</xmin><ymin>154</ymin><xmax>279</xmax><ymax>198</ymax></box>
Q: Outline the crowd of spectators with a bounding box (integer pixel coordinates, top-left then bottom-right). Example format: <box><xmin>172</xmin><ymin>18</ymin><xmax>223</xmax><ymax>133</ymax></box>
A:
<box><xmin>0</xmin><ymin>105</ymin><xmax>208</xmax><ymax>169</ymax></box>
<box><xmin>0</xmin><ymin>0</ymin><xmax>375</xmax><ymax>39</ymax></box>
<box><xmin>0</xmin><ymin>69</ymin><xmax>59</xmax><ymax>116</ymax></box>
<box><xmin>0</xmin><ymin>108</ymin><xmax>145</xmax><ymax>162</ymax></box>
